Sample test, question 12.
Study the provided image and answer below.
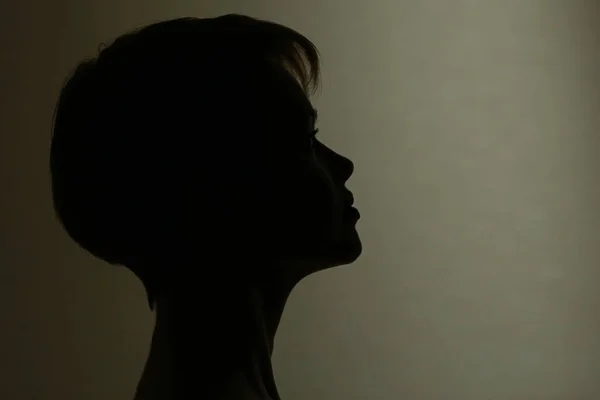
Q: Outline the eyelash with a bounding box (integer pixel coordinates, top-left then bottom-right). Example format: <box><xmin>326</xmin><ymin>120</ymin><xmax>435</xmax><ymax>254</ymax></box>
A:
<box><xmin>310</xmin><ymin>128</ymin><xmax>319</xmax><ymax>137</ymax></box>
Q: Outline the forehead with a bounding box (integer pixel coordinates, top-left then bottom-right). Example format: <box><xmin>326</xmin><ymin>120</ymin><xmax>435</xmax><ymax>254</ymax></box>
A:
<box><xmin>261</xmin><ymin>69</ymin><xmax>316</xmax><ymax>122</ymax></box>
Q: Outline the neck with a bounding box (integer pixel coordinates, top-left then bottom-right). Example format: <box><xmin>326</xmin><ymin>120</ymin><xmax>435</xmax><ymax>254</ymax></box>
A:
<box><xmin>134</xmin><ymin>266</ymin><xmax>301</xmax><ymax>400</ymax></box>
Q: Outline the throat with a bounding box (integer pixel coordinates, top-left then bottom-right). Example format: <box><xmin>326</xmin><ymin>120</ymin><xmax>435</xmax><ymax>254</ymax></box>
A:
<box><xmin>133</xmin><ymin>284</ymin><xmax>287</xmax><ymax>400</ymax></box>
<box><xmin>135</xmin><ymin>341</ymin><xmax>270</xmax><ymax>400</ymax></box>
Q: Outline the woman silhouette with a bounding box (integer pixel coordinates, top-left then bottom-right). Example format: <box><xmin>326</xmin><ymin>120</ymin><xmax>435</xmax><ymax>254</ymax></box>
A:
<box><xmin>50</xmin><ymin>14</ymin><xmax>361</xmax><ymax>400</ymax></box>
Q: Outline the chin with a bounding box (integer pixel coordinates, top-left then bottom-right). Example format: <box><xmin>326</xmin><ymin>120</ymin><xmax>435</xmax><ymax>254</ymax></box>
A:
<box><xmin>335</xmin><ymin>243</ymin><xmax>362</xmax><ymax>266</ymax></box>
<box><xmin>294</xmin><ymin>239</ymin><xmax>361</xmax><ymax>278</ymax></box>
<box><xmin>286</xmin><ymin>221</ymin><xmax>362</xmax><ymax>275</ymax></box>
<box><xmin>323</xmin><ymin>232</ymin><xmax>363</xmax><ymax>269</ymax></box>
<box><xmin>341</xmin><ymin>223</ymin><xmax>362</xmax><ymax>258</ymax></box>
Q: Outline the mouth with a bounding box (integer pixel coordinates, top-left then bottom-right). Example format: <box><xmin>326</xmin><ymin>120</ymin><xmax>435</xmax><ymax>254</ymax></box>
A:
<box><xmin>345</xmin><ymin>191</ymin><xmax>354</xmax><ymax>206</ymax></box>
<box><xmin>346</xmin><ymin>204</ymin><xmax>360</xmax><ymax>220</ymax></box>
<box><xmin>345</xmin><ymin>191</ymin><xmax>359</xmax><ymax>219</ymax></box>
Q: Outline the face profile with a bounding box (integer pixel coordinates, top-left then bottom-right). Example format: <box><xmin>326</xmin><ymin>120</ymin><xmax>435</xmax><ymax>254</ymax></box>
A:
<box><xmin>252</xmin><ymin>73</ymin><xmax>362</xmax><ymax>277</ymax></box>
<box><xmin>49</xmin><ymin>13</ymin><xmax>361</xmax><ymax>400</ymax></box>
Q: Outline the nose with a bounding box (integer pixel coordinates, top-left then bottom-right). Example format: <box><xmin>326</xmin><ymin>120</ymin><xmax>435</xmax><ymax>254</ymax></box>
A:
<box><xmin>340</xmin><ymin>156</ymin><xmax>354</xmax><ymax>182</ymax></box>
<box><xmin>332</xmin><ymin>148</ymin><xmax>354</xmax><ymax>182</ymax></box>
<box><xmin>320</xmin><ymin>145</ymin><xmax>354</xmax><ymax>183</ymax></box>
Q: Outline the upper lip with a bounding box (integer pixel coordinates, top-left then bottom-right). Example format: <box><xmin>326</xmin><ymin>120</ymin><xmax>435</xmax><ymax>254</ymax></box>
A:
<box><xmin>345</xmin><ymin>191</ymin><xmax>354</xmax><ymax>206</ymax></box>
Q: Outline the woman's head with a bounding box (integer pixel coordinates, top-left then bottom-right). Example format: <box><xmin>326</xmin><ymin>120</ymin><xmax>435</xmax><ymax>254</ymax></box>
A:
<box><xmin>50</xmin><ymin>14</ymin><xmax>361</xmax><ymax>308</ymax></box>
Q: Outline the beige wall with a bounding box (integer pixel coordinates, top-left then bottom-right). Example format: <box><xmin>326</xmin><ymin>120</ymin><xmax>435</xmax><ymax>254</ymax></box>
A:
<box><xmin>2</xmin><ymin>1</ymin><xmax>600</xmax><ymax>399</ymax></box>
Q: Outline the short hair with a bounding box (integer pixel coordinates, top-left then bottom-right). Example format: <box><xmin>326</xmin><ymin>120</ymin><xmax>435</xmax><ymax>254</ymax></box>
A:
<box><xmin>49</xmin><ymin>14</ymin><xmax>321</xmax><ymax>308</ymax></box>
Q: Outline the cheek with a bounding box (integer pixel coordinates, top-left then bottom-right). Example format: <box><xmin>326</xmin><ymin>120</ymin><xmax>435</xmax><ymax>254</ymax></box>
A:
<box><xmin>243</xmin><ymin>160</ymin><xmax>342</xmax><ymax>247</ymax></box>
<box><xmin>287</xmin><ymin>166</ymin><xmax>342</xmax><ymax>238</ymax></box>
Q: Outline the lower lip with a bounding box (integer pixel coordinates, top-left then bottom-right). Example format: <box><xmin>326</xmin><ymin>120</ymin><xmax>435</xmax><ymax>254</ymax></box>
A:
<box><xmin>347</xmin><ymin>206</ymin><xmax>360</xmax><ymax>219</ymax></box>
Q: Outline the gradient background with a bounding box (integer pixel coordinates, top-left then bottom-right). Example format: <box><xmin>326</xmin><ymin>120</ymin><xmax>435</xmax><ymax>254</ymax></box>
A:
<box><xmin>2</xmin><ymin>1</ymin><xmax>600</xmax><ymax>399</ymax></box>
